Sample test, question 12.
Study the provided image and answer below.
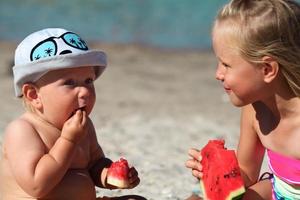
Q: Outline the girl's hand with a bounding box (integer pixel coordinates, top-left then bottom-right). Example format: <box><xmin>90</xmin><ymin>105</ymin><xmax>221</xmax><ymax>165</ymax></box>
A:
<box><xmin>185</xmin><ymin>148</ymin><xmax>203</xmax><ymax>179</ymax></box>
<box><xmin>61</xmin><ymin>110</ymin><xmax>87</xmax><ymax>143</ymax></box>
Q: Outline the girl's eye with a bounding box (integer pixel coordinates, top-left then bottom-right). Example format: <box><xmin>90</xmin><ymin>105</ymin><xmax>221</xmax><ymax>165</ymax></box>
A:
<box><xmin>64</xmin><ymin>79</ymin><xmax>75</xmax><ymax>85</ymax></box>
<box><xmin>85</xmin><ymin>78</ymin><xmax>94</xmax><ymax>84</ymax></box>
<box><xmin>222</xmin><ymin>62</ymin><xmax>230</xmax><ymax>68</ymax></box>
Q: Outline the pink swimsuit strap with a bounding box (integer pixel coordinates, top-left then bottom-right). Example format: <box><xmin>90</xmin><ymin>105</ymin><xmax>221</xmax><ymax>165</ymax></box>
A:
<box><xmin>267</xmin><ymin>149</ymin><xmax>300</xmax><ymax>184</ymax></box>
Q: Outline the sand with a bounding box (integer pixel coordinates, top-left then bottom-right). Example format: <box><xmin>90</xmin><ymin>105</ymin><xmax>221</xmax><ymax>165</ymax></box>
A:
<box><xmin>0</xmin><ymin>41</ymin><xmax>268</xmax><ymax>200</ymax></box>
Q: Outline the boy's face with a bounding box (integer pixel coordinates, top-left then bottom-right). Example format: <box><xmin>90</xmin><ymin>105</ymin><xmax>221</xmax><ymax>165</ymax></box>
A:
<box><xmin>35</xmin><ymin>66</ymin><xmax>96</xmax><ymax>129</ymax></box>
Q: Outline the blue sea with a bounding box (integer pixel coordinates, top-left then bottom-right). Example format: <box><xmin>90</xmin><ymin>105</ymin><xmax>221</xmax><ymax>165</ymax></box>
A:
<box><xmin>0</xmin><ymin>0</ymin><xmax>228</xmax><ymax>50</ymax></box>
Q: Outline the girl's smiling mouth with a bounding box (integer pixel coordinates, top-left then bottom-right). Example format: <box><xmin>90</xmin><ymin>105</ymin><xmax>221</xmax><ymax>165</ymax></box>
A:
<box><xmin>224</xmin><ymin>86</ymin><xmax>231</xmax><ymax>93</ymax></box>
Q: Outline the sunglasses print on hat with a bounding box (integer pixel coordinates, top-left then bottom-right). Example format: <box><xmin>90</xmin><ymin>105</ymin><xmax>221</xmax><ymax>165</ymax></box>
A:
<box><xmin>30</xmin><ymin>32</ymin><xmax>88</xmax><ymax>61</ymax></box>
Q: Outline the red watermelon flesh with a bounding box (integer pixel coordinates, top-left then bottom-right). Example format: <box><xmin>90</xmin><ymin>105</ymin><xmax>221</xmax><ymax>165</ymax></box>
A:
<box><xmin>200</xmin><ymin>140</ymin><xmax>245</xmax><ymax>200</ymax></box>
<box><xmin>107</xmin><ymin>158</ymin><xmax>130</xmax><ymax>188</ymax></box>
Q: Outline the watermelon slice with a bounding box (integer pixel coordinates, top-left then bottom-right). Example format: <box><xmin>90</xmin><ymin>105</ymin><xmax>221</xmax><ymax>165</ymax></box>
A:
<box><xmin>107</xmin><ymin>158</ymin><xmax>130</xmax><ymax>188</ymax></box>
<box><xmin>200</xmin><ymin>140</ymin><xmax>245</xmax><ymax>200</ymax></box>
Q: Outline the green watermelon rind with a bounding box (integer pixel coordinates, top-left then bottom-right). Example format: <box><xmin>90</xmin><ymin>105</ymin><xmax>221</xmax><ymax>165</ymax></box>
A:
<box><xmin>200</xmin><ymin>180</ymin><xmax>208</xmax><ymax>199</ymax></box>
<box><xmin>200</xmin><ymin>174</ymin><xmax>245</xmax><ymax>200</ymax></box>
<box><xmin>225</xmin><ymin>186</ymin><xmax>245</xmax><ymax>200</ymax></box>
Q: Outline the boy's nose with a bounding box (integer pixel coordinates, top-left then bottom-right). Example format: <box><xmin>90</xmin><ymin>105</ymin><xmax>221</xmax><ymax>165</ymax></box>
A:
<box><xmin>78</xmin><ymin>86</ymin><xmax>90</xmax><ymax>99</ymax></box>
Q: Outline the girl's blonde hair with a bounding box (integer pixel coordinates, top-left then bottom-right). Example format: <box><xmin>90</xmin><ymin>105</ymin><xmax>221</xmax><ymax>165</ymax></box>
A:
<box><xmin>215</xmin><ymin>0</ymin><xmax>300</xmax><ymax>96</ymax></box>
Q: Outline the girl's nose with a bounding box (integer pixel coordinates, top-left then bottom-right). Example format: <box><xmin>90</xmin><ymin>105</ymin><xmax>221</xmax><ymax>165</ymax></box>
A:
<box><xmin>215</xmin><ymin>64</ymin><xmax>225</xmax><ymax>81</ymax></box>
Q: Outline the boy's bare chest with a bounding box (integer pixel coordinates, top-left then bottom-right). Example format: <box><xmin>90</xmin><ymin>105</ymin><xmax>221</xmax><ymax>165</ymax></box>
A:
<box><xmin>71</xmin><ymin>143</ymin><xmax>91</xmax><ymax>168</ymax></box>
<box><xmin>37</xmin><ymin>126</ymin><xmax>91</xmax><ymax>168</ymax></box>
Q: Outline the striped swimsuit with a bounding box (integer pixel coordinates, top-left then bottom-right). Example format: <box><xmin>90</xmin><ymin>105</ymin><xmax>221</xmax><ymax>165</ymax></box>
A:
<box><xmin>267</xmin><ymin>149</ymin><xmax>300</xmax><ymax>200</ymax></box>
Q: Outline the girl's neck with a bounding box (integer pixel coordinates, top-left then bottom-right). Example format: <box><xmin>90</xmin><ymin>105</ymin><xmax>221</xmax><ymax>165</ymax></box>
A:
<box><xmin>253</xmin><ymin>95</ymin><xmax>300</xmax><ymax>120</ymax></box>
<box><xmin>255</xmin><ymin>73</ymin><xmax>300</xmax><ymax>119</ymax></box>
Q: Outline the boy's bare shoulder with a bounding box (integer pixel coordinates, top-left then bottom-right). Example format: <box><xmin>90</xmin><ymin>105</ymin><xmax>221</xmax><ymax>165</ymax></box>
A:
<box><xmin>5</xmin><ymin>114</ymin><xmax>35</xmax><ymax>134</ymax></box>
<box><xmin>3</xmin><ymin>113</ymin><xmax>42</xmax><ymax>148</ymax></box>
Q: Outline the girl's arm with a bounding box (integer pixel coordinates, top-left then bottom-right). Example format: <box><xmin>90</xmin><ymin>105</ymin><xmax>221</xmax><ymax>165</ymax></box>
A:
<box><xmin>237</xmin><ymin>105</ymin><xmax>265</xmax><ymax>187</ymax></box>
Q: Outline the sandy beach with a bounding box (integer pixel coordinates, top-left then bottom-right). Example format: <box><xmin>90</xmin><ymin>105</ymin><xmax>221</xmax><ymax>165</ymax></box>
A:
<box><xmin>0</xmin><ymin>41</ymin><xmax>268</xmax><ymax>200</ymax></box>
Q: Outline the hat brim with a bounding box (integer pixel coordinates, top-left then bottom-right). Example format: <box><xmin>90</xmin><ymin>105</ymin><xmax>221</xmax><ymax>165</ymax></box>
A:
<box><xmin>13</xmin><ymin>50</ymin><xmax>107</xmax><ymax>97</ymax></box>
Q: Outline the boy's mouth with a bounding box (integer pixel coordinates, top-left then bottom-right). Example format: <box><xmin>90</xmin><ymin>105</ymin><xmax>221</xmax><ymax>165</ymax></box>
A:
<box><xmin>78</xmin><ymin>106</ymin><xmax>86</xmax><ymax>112</ymax></box>
<box><xmin>70</xmin><ymin>106</ymin><xmax>86</xmax><ymax>117</ymax></box>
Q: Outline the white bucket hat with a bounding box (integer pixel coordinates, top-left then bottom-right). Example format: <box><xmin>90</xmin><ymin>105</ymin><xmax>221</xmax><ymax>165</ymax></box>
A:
<box><xmin>13</xmin><ymin>28</ymin><xmax>107</xmax><ymax>97</ymax></box>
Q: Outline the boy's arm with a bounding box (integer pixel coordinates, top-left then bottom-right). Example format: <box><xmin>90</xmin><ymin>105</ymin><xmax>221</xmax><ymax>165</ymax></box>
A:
<box><xmin>237</xmin><ymin>105</ymin><xmax>265</xmax><ymax>187</ymax></box>
<box><xmin>89</xmin><ymin>155</ymin><xmax>113</xmax><ymax>188</ymax></box>
<box><xmin>4</xmin><ymin>111</ymin><xmax>86</xmax><ymax>198</ymax></box>
<box><xmin>88</xmin><ymin>119</ymin><xmax>140</xmax><ymax>190</ymax></box>
<box><xmin>87</xmin><ymin>119</ymin><xmax>113</xmax><ymax>188</ymax></box>
<box><xmin>4</xmin><ymin>120</ymin><xmax>76</xmax><ymax>197</ymax></box>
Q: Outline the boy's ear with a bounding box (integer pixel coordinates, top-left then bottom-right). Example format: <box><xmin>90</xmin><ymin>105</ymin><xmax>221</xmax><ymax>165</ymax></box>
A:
<box><xmin>261</xmin><ymin>56</ymin><xmax>279</xmax><ymax>83</ymax></box>
<box><xmin>22</xmin><ymin>83</ymin><xmax>42</xmax><ymax>109</ymax></box>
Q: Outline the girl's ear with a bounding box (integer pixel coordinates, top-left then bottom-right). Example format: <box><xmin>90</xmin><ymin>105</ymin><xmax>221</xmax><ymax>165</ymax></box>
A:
<box><xmin>22</xmin><ymin>83</ymin><xmax>42</xmax><ymax>109</ymax></box>
<box><xmin>261</xmin><ymin>56</ymin><xmax>279</xmax><ymax>83</ymax></box>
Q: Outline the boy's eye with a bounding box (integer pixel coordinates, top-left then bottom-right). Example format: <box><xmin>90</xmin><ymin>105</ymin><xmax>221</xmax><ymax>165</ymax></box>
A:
<box><xmin>64</xmin><ymin>79</ymin><xmax>75</xmax><ymax>85</ymax></box>
<box><xmin>85</xmin><ymin>78</ymin><xmax>94</xmax><ymax>84</ymax></box>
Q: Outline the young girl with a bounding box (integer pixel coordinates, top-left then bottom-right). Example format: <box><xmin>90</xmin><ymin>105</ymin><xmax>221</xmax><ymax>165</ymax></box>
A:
<box><xmin>186</xmin><ymin>0</ymin><xmax>300</xmax><ymax>199</ymax></box>
<box><xmin>0</xmin><ymin>28</ymin><xmax>144</xmax><ymax>200</ymax></box>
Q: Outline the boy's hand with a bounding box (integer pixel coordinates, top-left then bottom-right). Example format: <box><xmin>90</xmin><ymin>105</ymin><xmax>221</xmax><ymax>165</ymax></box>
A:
<box><xmin>61</xmin><ymin>110</ymin><xmax>87</xmax><ymax>143</ymax></box>
<box><xmin>126</xmin><ymin>166</ymin><xmax>140</xmax><ymax>189</ymax></box>
<box><xmin>105</xmin><ymin>158</ymin><xmax>140</xmax><ymax>190</ymax></box>
<box><xmin>106</xmin><ymin>166</ymin><xmax>140</xmax><ymax>190</ymax></box>
<box><xmin>185</xmin><ymin>148</ymin><xmax>203</xmax><ymax>179</ymax></box>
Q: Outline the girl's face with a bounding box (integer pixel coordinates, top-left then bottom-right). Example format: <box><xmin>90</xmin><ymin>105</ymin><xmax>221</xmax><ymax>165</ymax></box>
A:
<box><xmin>35</xmin><ymin>66</ymin><xmax>96</xmax><ymax>129</ymax></box>
<box><xmin>212</xmin><ymin>24</ymin><xmax>266</xmax><ymax>107</ymax></box>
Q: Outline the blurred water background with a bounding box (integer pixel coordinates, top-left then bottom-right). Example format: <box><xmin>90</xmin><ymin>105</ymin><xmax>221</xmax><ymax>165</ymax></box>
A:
<box><xmin>0</xmin><ymin>0</ymin><xmax>228</xmax><ymax>50</ymax></box>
